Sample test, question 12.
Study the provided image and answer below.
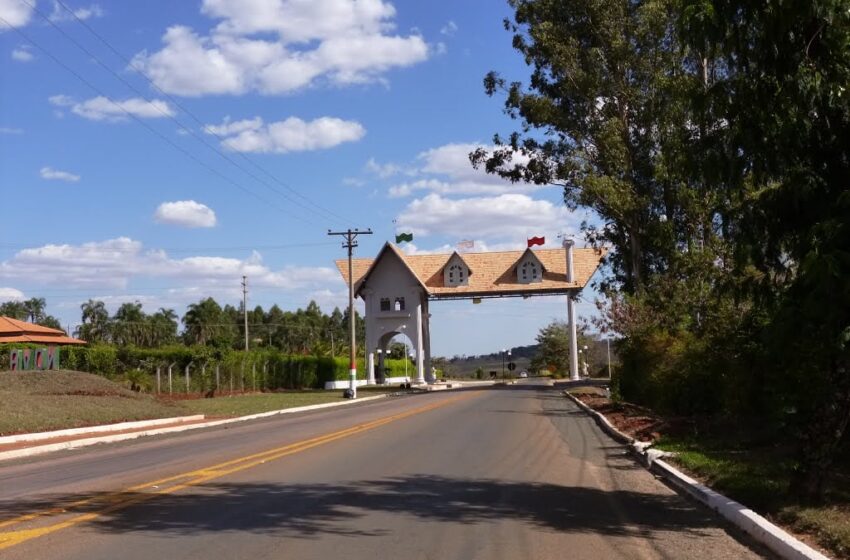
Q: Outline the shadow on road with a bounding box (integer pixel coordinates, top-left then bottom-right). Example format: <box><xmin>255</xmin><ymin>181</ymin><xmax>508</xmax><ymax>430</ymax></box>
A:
<box><xmin>1</xmin><ymin>475</ymin><xmax>725</xmax><ymax>540</ymax></box>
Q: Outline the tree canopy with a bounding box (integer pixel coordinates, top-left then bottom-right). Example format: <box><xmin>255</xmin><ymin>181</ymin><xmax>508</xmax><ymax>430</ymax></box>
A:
<box><xmin>483</xmin><ymin>0</ymin><xmax>850</xmax><ymax>501</ymax></box>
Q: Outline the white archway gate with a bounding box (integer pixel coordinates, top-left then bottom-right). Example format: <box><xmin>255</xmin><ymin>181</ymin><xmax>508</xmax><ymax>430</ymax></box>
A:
<box><xmin>336</xmin><ymin>241</ymin><xmax>605</xmax><ymax>386</ymax></box>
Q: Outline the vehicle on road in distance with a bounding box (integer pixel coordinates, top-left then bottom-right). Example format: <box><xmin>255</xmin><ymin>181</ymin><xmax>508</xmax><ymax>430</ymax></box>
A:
<box><xmin>519</xmin><ymin>371</ymin><xmax>528</xmax><ymax>378</ymax></box>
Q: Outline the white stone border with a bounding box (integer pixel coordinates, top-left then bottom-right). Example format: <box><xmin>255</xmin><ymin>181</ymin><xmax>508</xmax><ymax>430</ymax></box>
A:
<box><xmin>0</xmin><ymin>394</ymin><xmax>390</xmax><ymax>463</ymax></box>
<box><xmin>0</xmin><ymin>415</ymin><xmax>206</xmax><ymax>446</ymax></box>
<box><xmin>563</xmin><ymin>390</ymin><xmax>830</xmax><ymax>560</ymax></box>
<box><xmin>324</xmin><ymin>377</ymin><xmax>410</xmax><ymax>390</ymax></box>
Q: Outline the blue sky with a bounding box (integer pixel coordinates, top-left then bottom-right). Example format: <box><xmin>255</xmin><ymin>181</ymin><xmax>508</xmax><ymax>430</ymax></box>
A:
<box><xmin>0</xmin><ymin>0</ymin><xmax>599</xmax><ymax>356</ymax></box>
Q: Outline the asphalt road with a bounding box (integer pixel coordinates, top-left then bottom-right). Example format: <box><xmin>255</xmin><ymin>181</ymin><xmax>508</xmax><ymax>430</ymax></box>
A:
<box><xmin>0</xmin><ymin>382</ymin><xmax>769</xmax><ymax>559</ymax></box>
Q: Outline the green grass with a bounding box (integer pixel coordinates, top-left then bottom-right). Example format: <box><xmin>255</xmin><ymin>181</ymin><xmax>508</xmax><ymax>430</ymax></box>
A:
<box><xmin>0</xmin><ymin>371</ymin><xmax>404</xmax><ymax>436</ymax></box>
<box><xmin>0</xmin><ymin>370</ymin><xmax>186</xmax><ymax>435</ymax></box>
<box><xmin>180</xmin><ymin>391</ymin><xmax>347</xmax><ymax>417</ymax></box>
<box><xmin>181</xmin><ymin>384</ymin><xmax>407</xmax><ymax>417</ymax></box>
<box><xmin>656</xmin><ymin>433</ymin><xmax>850</xmax><ymax>558</ymax></box>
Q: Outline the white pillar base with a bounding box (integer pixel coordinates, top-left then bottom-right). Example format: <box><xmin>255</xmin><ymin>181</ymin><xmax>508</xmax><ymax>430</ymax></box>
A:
<box><xmin>568</xmin><ymin>295</ymin><xmax>579</xmax><ymax>381</ymax></box>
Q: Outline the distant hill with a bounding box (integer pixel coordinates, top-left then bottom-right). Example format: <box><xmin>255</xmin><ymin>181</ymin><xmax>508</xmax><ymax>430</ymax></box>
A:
<box><xmin>436</xmin><ymin>344</ymin><xmax>538</xmax><ymax>378</ymax></box>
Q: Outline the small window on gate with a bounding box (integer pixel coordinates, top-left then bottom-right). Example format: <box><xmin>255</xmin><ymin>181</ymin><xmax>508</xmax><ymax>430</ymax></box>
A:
<box><xmin>380</xmin><ymin>298</ymin><xmax>391</xmax><ymax>311</ymax></box>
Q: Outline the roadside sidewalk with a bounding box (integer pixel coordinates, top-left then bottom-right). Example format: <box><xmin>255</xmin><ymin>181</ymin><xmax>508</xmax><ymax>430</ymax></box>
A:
<box><xmin>563</xmin><ymin>390</ymin><xmax>831</xmax><ymax>560</ymax></box>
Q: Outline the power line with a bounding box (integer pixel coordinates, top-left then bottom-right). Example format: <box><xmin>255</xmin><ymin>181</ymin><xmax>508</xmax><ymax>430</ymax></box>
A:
<box><xmin>20</xmin><ymin>0</ymin><xmax>349</xmax><ymax>227</ymax></box>
<box><xmin>0</xmin><ymin>241</ymin><xmax>338</xmax><ymax>252</ymax></box>
<box><xmin>49</xmin><ymin>0</ymin><xmax>354</xmax><ymax>228</ymax></box>
<box><xmin>0</xmin><ymin>12</ymin><xmax>316</xmax><ymax>228</ymax></box>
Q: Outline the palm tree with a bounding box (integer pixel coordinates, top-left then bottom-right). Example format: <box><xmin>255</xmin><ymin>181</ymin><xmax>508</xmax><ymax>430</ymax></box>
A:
<box><xmin>150</xmin><ymin>307</ymin><xmax>178</xmax><ymax>347</ymax></box>
<box><xmin>24</xmin><ymin>297</ymin><xmax>46</xmax><ymax>323</ymax></box>
<box><xmin>79</xmin><ymin>299</ymin><xmax>109</xmax><ymax>343</ymax></box>
<box><xmin>183</xmin><ymin>298</ymin><xmax>227</xmax><ymax>346</ymax></box>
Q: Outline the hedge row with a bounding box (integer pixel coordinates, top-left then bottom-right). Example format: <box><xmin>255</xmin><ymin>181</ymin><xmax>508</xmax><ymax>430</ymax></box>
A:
<box><xmin>0</xmin><ymin>344</ymin><xmax>411</xmax><ymax>393</ymax></box>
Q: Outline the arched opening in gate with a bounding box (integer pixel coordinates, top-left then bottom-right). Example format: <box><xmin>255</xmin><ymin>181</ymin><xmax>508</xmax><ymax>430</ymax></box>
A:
<box><xmin>374</xmin><ymin>330</ymin><xmax>416</xmax><ymax>384</ymax></box>
<box><xmin>336</xmin><ymin>241</ymin><xmax>605</xmax><ymax>385</ymax></box>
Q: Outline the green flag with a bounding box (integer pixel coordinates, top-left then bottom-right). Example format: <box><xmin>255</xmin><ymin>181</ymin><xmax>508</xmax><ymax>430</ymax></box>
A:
<box><xmin>395</xmin><ymin>232</ymin><xmax>413</xmax><ymax>243</ymax></box>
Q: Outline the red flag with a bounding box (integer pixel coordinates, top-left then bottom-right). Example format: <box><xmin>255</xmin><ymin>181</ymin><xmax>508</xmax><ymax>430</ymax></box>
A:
<box><xmin>527</xmin><ymin>236</ymin><xmax>545</xmax><ymax>247</ymax></box>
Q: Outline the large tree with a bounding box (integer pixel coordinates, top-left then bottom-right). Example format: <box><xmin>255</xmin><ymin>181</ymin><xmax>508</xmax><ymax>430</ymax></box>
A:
<box><xmin>0</xmin><ymin>300</ymin><xmax>28</xmax><ymax>321</ymax></box>
<box><xmin>681</xmin><ymin>0</ymin><xmax>850</xmax><ymax>500</ymax></box>
<box><xmin>182</xmin><ymin>297</ymin><xmax>234</xmax><ymax>347</ymax></box>
<box><xmin>472</xmin><ymin>0</ymin><xmax>712</xmax><ymax>293</ymax></box>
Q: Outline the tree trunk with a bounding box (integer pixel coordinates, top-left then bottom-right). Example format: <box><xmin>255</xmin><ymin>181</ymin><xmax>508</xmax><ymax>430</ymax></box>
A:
<box><xmin>628</xmin><ymin>226</ymin><xmax>643</xmax><ymax>291</ymax></box>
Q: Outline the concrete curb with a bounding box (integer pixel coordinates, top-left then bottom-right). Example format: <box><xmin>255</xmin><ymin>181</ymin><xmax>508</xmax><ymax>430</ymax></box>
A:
<box><xmin>0</xmin><ymin>415</ymin><xmax>206</xmax><ymax>446</ymax></box>
<box><xmin>563</xmin><ymin>391</ymin><xmax>830</xmax><ymax>560</ymax></box>
<box><xmin>0</xmin><ymin>394</ymin><xmax>389</xmax><ymax>463</ymax></box>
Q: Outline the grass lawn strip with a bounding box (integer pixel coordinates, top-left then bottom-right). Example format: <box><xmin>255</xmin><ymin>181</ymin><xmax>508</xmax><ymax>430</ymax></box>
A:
<box><xmin>180</xmin><ymin>385</ymin><xmax>408</xmax><ymax>417</ymax></box>
<box><xmin>0</xmin><ymin>371</ymin><xmax>407</xmax><ymax>436</ymax></box>
<box><xmin>569</xmin><ymin>388</ymin><xmax>850</xmax><ymax>560</ymax></box>
<box><xmin>180</xmin><ymin>392</ymin><xmax>346</xmax><ymax>417</ymax></box>
<box><xmin>0</xmin><ymin>371</ymin><xmax>185</xmax><ymax>436</ymax></box>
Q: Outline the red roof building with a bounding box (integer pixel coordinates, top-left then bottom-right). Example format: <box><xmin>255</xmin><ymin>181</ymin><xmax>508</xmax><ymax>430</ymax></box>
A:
<box><xmin>0</xmin><ymin>317</ymin><xmax>86</xmax><ymax>346</ymax></box>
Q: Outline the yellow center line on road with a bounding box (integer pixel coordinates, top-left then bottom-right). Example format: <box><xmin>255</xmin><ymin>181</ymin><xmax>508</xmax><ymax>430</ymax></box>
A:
<box><xmin>0</xmin><ymin>391</ymin><xmax>478</xmax><ymax>551</ymax></box>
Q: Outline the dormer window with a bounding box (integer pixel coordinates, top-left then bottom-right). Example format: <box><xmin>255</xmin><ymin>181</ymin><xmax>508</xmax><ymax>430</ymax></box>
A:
<box><xmin>380</xmin><ymin>298</ymin><xmax>391</xmax><ymax>311</ymax></box>
<box><xmin>394</xmin><ymin>297</ymin><xmax>405</xmax><ymax>311</ymax></box>
<box><xmin>519</xmin><ymin>260</ymin><xmax>542</xmax><ymax>284</ymax></box>
<box><xmin>443</xmin><ymin>256</ymin><xmax>469</xmax><ymax>287</ymax></box>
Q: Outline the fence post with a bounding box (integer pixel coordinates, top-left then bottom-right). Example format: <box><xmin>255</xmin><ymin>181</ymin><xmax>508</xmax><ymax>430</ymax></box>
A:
<box><xmin>168</xmin><ymin>362</ymin><xmax>176</xmax><ymax>395</ymax></box>
<box><xmin>156</xmin><ymin>365</ymin><xmax>161</xmax><ymax>394</ymax></box>
<box><xmin>252</xmin><ymin>362</ymin><xmax>257</xmax><ymax>392</ymax></box>
<box><xmin>185</xmin><ymin>362</ymin><xmax>193</xmax><ymax>394</ymax></box>
<box><xmin>240</xmin><ymin>360</ymin><xmax>246</xmax><ymax>392</ymax></box>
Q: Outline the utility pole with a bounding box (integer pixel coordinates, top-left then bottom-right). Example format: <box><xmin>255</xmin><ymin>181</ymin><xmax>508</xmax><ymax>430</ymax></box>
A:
<box><xmin>328</xmin><ymin>228</ymin><xmax>373</xmax><ymax>398</ymax></box>
<box><xmin>242</xmin><ymin>275</ymin><xmax>249</xmax><ymax>352</ymax></box>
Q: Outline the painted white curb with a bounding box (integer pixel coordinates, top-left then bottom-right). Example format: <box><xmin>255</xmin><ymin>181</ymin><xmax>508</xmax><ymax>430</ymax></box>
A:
<box><xmin>324</xmin><ymin>377</ymin><xmax>410</xmax><ymax>390</ymax></box>
<box><xmin>563</xmin><ymin>391</ymin><xmax>830</xmax><ymax>560</ymax></box>
<box><xmin>0</xmin><ymin>394</ymin><xmax>390</xmax><ymax>463</ymax></box>
<box><xmin>0</xmin><ymin>415</ymin><xmax>206</xmax><ymax>446</ymax></box>
<box><xmin>653</xmin><ymin>459</ymin><xmax>830</xmax><ymax>560</ymax></box>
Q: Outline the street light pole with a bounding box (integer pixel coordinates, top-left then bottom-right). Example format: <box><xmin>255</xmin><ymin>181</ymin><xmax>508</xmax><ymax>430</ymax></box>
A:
<box><xmin>501</xmin><ymin>348</ymin><xmax>506</xmax><ymax>379</ymax></box>
<box><xmin>328</xmin><ymin>228</ymin><xmax>373</xmax><ymax>398</ymax></box>
<box><xmin>400</xmin><ymin>324</ymin><xmax>408</xmax><ymax>381</ymax></box>
<box><xmin>582</xmin><ymin>345</ymin><xmax>589</xmax><ymax>377</ymax></box>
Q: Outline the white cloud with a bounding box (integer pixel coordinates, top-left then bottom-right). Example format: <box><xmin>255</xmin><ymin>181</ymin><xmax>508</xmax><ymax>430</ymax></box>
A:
<box><xmin>40</xmin><ymin>166</ymin><xmax>80</xmax><ymax>182</ymax></box>
<box><xmin>0</xmin><ymin>237</ymin><xmax>340</xmax><ymax>292</ymax></box>
<box><xmin>154</xmin><ymin>200</ymin><xmax>218</xmax><ymax>228</ymax></box>
<box><xmin>395</xmin><ymin>193</ymin><xmax>579</xmax><ymax>241</ymax></box>
<box><xmin>0</xmin><ymin>0</ymin><xmax>35</xmax><ymax>29</ymax></box>
<box><xmin>130</xmin><ymin>0</ymin><xmax>429</xmax><ymax>96</ymax></box>
<box><xmin>49</xmin><ymin>1</ymin><xmax>104</xmax><ymax>22</ymax></box>
<box><xmin>49</xmin><ymin>95</ymin><xmax>175</xmax><ymax>122</ymax></box>
<box><xmin>203</xmin><ymin>115</ymin><xmax>263</xmax><ymax>136</ymax></box>
<box><xmin>0</xmin><ymin>287</ymin><xmax>24</xmax><ymax>301</ymax></box>
<box><xmin>401</xmin><ymin>239</ymin><xmax>532</xmax><ymax>256</ymax></box>
<box><xmin>384</xmin><ymin>142</ymin><xmax>542</xmax><ymax>197</ymax></box>
<box><xmin>440</xmin><ymin>21</ymin><xmax>457</xmax><ymax>36</ymax></box>
<box><xmin>342</xmin><ymin>177</ymin><xmax>365</xmax><ymax>187</ymax></box>
<box><xmin>205</xmin><ymin>115</ymin><xmax>365</xmax><ymax>153</ymax></box>
<box><xmin>365</xmin><ymin>157</ymin><xmax>416</xmax><ymax>179</ymax></box>
<box><xmin>0</xmin><ymin>126</ymin><xmax>23</xmax><ymax>134</ymax></box>
<box><xmin>11</xmin><ymin>45</ymin><xmax>33</xmax><ymax>62</ymax></box>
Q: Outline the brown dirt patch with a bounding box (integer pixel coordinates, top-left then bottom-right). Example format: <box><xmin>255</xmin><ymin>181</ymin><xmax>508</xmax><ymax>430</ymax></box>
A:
<box><xmin>571</xmin><ymin>391</ymin><xmax>667</xmax><ymax>442</ymax></box>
